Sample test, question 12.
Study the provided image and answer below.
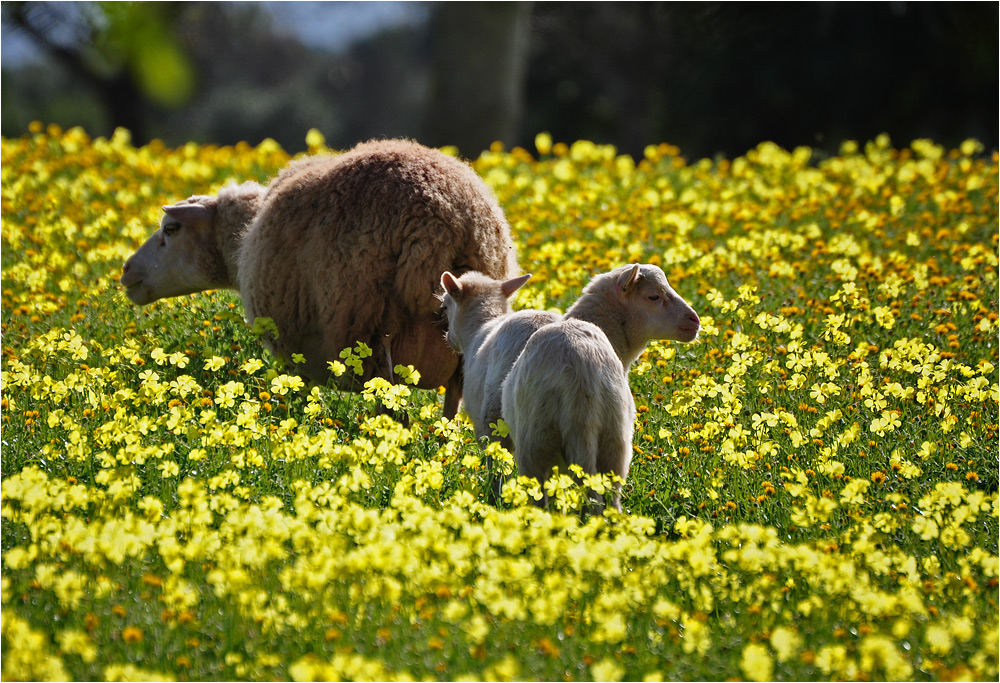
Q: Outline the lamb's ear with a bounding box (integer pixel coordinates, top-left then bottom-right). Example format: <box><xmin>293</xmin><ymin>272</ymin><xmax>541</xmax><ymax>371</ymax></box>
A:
<box><xmin>500</xmin><ymin>273</ymin><xmax>532</xmax><ymax>298</ymax></box>
<box><xmin>163</xmin><ymin>201</ymin><xmax>216</xmax><ymax>226</ymax></box>
<box><xmin>441</xmin><ymin>271</ymin><xmax>462</xmax><ymax>298</ymax></box>
<box><xmin>616</xmin><ymin>264</ymin><xmax>641</xmax><ymax>294</ymax></box>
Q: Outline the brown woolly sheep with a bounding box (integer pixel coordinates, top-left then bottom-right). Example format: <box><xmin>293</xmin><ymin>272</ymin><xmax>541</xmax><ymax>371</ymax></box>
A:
<box><xmin>502</xmin><ymin>264</ymin><xmax>700</xmax><ymax>510</ymax></box>
<box><xmin>121</xmin><ymin>139</ymin><xmax>520</xmax><ymax>417</ymax></box>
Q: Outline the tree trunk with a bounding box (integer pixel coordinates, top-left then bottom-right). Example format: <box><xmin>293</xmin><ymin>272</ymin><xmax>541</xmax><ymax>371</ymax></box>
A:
<box><xmin>423</xmin><ymin>2</ymin><xmax>532</xmax><ymax>155</ymax></box>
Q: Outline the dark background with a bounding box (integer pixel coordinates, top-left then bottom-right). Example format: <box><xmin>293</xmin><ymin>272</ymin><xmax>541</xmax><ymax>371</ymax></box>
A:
<box><xmin>2</xmin><ymin>1</ymin><xmax>997</xmax><ymax>159</ymax></box>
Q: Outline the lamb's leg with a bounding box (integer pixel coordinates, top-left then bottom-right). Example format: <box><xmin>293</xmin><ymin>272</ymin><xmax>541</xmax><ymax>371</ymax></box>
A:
<box><xmin>483</xmin><ymin>431</ymin><xmax>514</xmax><ymax>505</ymax></box>
<box><xmin>597</xmin><ymin>428</ymin><xmax>632</xmax><ymax>512</ymax></box>
<box><xmin>566</xmin><ymin>426</ymin><xmax>606</xmax><ymax>515</ymax></box>
<box><xmin>515</xmin><ymin>440</ymin><xmax>567</xmax><ymax>511</ymax></box>
<box><xmin>442</xmin><ymin>363</ymin><xmax>463</xmax><ymax>419</ymax></box>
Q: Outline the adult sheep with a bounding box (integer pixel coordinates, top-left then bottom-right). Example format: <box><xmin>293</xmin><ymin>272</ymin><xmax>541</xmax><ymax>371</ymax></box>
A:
<box><xmin>121</xmin><ymin>139</ymin><xmax>520</xmax><ymax>417</ymax></box>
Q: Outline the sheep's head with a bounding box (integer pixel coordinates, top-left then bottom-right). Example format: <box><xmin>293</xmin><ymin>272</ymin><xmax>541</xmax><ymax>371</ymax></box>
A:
<box><xmin>122</xmin><ymin>182</ymin><xmax>263</xmax><ymax>305</ymax></box>
<box><xmin>612</xmin><ymin>263</ymin><xmax>701</xmax><ymax>343</ymax></box>
<box><xmin>121</xmin><ymin>197</ymin><xmax>223</xmax><ymax>305</ymax></box>
<box><xmin>440</xmin><ymin>271</ymin><xmax>531</xmax><ymax>352</ymax></box>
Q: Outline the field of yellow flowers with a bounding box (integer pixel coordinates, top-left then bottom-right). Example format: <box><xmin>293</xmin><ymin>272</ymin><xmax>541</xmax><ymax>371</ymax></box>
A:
<box><xmin>2</xmin><ymin>124</ymin><xmax>998</xmax><ymax>681</ymax></box>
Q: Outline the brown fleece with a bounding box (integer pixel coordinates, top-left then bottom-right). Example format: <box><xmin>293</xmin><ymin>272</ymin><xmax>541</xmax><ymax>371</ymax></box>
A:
<box><xmin>236</xmin><ymin>139</ymin><xmax>519</xmax><ymax>404</ymax></box>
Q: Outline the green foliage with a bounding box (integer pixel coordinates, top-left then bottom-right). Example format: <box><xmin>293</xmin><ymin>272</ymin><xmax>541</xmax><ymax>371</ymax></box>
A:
<box><xmin>99</xmin><ymin>2</ymin><xmax>196</xmax><ymax>107</ymax></box>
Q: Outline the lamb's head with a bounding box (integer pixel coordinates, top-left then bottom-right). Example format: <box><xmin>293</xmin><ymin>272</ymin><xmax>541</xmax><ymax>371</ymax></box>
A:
<box><xmin>121</xmin><ymin>183</ymin><xmax>263</xmax><ymax>305</ymax></box>
<box><xmin>609</xmin><ymin>263</ymin><xmax>701</xmax><ymax>343</ymax></box>
<box><xmin>440</xmin><ymin>271</ymin><xmax>531</xmax><ymax>353</ymax></box>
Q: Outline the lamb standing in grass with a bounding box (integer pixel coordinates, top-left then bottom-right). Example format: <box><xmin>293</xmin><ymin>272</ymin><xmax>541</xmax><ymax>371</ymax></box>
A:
<box><xmin>121</xmin><ymin>139</ymin><xmax>519</xmax><ymax>417</ymax></box>
<box><xmin>439</xmin><ymin>270</ymin><xmax>560</xmax><ymax>497</ymax></box>
<box><xmin>502</xmin><ymin>263</ymin><xmax>701</xmax><ymax>510</ymax></box>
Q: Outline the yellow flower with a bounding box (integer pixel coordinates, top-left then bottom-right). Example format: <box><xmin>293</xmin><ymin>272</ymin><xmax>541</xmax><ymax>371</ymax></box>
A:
<box><xmin>680</xmin><ymin>616</ymin><xmax>711</xmax><ymax>655</ymax></box>
<box><xmin>158</xmin><ymin>460</ymin><xmax>180</xmax><ymax>478</ymax></box>
<box><xmin>270</xmin><ymin>374</ymin><xmax>305</xmax><ymax>396</ymax></box>
<box><xmin>57</xmin><ymin>628</ymin><xmax>97</xmax><ymax>663</ymax></box>
<box><xmin>839</xmin><ymin>478</ymin><xmax>870</xmax><ymax>505</ymax></box>
<box><xmin>1</xmin><ymin>614</ymin><xmax>70</xmax><ymax>680</ymax></box>
<box><xmin>925</xmin><ymin>622</ymin><xmax>953</xmax><ymax>654</ymax></box>
<box><xmin>591</xmin><ymin>657</ymin><xmax>625</xmax><ymax>682</ymax></box>
<box><xmin>859</xmin><ymin>635</ymin><xmax>913</xmax><ymax>680</ymax></box>
<box><xmin>535</xmin><ymin>132</ymin><xmax>553</xmax><ymax>156</ymax></box>
<box><xmin>204</xmin><ymin>356</ymin><xmax>226</xmax><ymax>372</ymax></box>
<box><xmin>241</xmin><ymin>358</ymin><xmax>264</xmax><ymax>374</ymax></box>
<box><xmin>103</xmin><ymin>663</ymin><xmax>175</xmax><ymax>682</ymax></box>
<box><xmin>815</xmin><ymin>644</ymin><xmax>850</xmax><ymax>677</ymax></box>
<box><xmin>305</xmin><ymin>127</ymin><xmax>326</xmax><ymax>150</ymax></box>
<box><xmin>769</xmin><ymin>626</ymin><xmax>802</xmax><ymax>663</ymax></box>
<box><xmin>740</xmin><ymin>642</ymin><xmax>774</xmax><ymax>682</ymax></box>
<box><xmin>462</xmin><ymin>614</ymin><xmax>489</xmax><ymax>645</ymax></box>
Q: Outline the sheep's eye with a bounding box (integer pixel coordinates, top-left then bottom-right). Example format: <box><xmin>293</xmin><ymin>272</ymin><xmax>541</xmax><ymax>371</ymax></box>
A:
<box><xmin>163</xmin><ymin>222</ymin><xmax>181</xmax><ymax>236</ymax></box>
<box><xmin>647</xmin><ymin>294</ymin><xmax>661</xmax><ymax>302</ymax></box>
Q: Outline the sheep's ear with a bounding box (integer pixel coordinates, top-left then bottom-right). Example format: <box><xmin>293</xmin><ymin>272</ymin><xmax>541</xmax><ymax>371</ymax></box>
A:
<box><xmin>441</xmin><ymin>271</ymin><xmax>462</xmax><ymax>298</ymax></box>
<box><xmin>163</xmin><ymin>202</ymin><xmax>215</xmax><ymax>226</ymax></box>
<box><xmin>616</xmin><ymin>264</ymin><xmax>641</xmax><ymax>294</ymax></box>
<box><xmin>500</xmin><ymin>273</ymin><xmax>531</xmax><ymax>298</ymax></box>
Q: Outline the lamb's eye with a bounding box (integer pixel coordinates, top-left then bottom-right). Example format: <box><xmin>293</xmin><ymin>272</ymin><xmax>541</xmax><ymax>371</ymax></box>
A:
<box><xmin>647</xmin><ymin>294</ymin><xmax>661</xmax><ymax>302</ymax></box>
<box><xmin>163</xmin><ymin>223</ymin><xmax>181</xmax><ymax>236</ymax></box>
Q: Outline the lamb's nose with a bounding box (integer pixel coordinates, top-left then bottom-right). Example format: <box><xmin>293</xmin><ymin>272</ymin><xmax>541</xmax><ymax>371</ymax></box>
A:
<box><xmin>123</xmin><ymin>262</ymin><xmax>131</xmax><ymax>274</ymax></box>
<box><xmin>688</xmin><ymin>311</ymin><xmax>701</xmax><ymax>326</ymax></box>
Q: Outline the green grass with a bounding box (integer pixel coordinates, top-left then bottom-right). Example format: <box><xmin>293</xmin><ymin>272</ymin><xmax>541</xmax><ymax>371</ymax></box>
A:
<box><xmin>2</xmin><ymin>127</ymin><xmax>997</xmax><ymax>681</ymax></box>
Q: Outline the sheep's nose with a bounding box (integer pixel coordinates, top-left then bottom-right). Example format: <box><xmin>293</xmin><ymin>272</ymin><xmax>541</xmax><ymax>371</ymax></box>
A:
<box><xmin>688</xmin><ymin>311</ymin><xmax>701</xmax><ymax>326</ymax></box>
<box><xmin>122</xmin><ymin>262</ymin><xmax>131</xmax><ymax>274</ymax></box>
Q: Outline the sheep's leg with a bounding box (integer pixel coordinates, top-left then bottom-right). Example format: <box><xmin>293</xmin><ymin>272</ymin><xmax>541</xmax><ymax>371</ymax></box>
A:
<box><xmin>374</xmin><ymin>334</ymin><xmax>416</xmax><ymax>427</ymax></box>
<box><xmin>389</xmin><ymin>317</ymin><xmax>461</xmax><ymax>417</ymax></box>
<box><xmin>381</xmin><ymin>335</ymin><xmax>396</xmax><ymax>383</ymax></box>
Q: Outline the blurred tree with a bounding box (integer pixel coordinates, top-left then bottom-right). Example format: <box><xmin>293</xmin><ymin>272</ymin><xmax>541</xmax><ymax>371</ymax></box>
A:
<box><xmin>3</xmin><ymin>2</ymin><xmax>995</xmax><ymax>160</ymax></box>
<box><xmin>526</xmin><ymin>2</ymin><xmax>998</xmax><ymax>159</ymax></box>
<box><xmin>164</xmin><ymin>2</ymin><xmax>342</xmax><ymax>150</ymax></box>
<box><xmin>333</xmin><ymin>23</ymin><xmax>431</xmax><ymax>144</ymax></box>
<box><xmin>525</xmin><ymin>3</ymin><xmax>674</xmax><ymax>156</ymax></box>
<box><xmin>4</xmin><ymin>1</ymin><xmax>196</xmax><ymax>141</ymax></box>
<box><xmin>99</xmin><ymin>2</ymin><xmax>196</xmax><ymax>107</ymax></box>
<box><xmin>423</xmin><ymin>2</ymin><xmax>532</xmax><ymax>154</ymax></box>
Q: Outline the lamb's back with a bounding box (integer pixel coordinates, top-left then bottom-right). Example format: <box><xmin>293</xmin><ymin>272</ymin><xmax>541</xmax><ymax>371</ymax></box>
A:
<box><xmin>505</xmin><ymin>319</ymin><xmax>634</xmax><ymax>430</ymax></box>
<box><xmin>464</xmin><ymin>309</ymin><xmax>561</xmax><ymax>437</ymax></box>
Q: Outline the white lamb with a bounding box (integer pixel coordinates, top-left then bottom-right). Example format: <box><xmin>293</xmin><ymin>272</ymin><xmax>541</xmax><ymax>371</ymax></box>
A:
<box><xmin>502</xmin><ymin>263</ymin><xmax>701</xmax><ymax>510</ymax></box>
<box><xmin>120</xmin><ymin>139</ymin><xmax>519</xmax><ymax>417</ymax></box>
<box><xmin>439</xmin><ymin>270</ymin><xmax>560</xmax><ymax>497</ymax></box>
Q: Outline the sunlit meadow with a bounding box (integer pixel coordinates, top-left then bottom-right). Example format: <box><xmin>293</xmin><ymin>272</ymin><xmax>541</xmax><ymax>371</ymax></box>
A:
<box><xmin>2</xmin><ymin>123</ymin><xmax>997</xmax><ymax>681</ymax></box>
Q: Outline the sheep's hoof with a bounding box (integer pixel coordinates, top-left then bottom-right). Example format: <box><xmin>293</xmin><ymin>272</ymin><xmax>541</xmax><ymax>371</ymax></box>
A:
<box><xmin>376</xmin><ymin>403</ymin><xmax>411</xmax><ymax>428</ymax></box>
